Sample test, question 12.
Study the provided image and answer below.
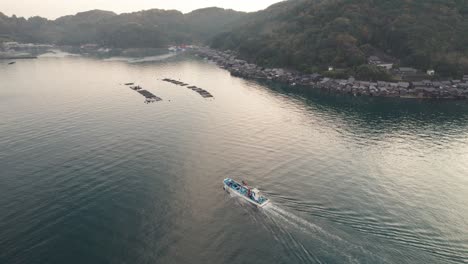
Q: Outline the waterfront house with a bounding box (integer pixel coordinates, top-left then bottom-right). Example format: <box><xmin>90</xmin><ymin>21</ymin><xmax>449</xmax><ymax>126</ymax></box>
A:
<box><xmin>399</xmin><ymin>67</ymin><xmax>418</xmax><ymax>74</ymax></box>
<box><xmin>398</xmin><ymin>67</ymin><xmax>427</xmax><ymax>81</ymax></box>
<box><xmin>368</xmin><ymin>56</ymin><xmax>393</xmax><ymax>69</ymax></box>
<box><xmin>398</xmin><ymin>82</ymin><xmax>410</xmax><ymax>89</ymax></box>
<box><xmin>412</xmin><ymin>81</ymin><xmax>425</xmax><ymax>88</ymax></box>
<box><xmin>310</xmin><ymin>73</ymin><xmax>322</xmax><ymax>81</ymax></box>
<box><xmin>377</xmin><ymin>63</ymin><xmax>393</xmax><ymax>70</ymax></box>
<box><xmin>368</xmin><ymin>56</ymin><xmax>381</xmax><ymax>64</ymax></box>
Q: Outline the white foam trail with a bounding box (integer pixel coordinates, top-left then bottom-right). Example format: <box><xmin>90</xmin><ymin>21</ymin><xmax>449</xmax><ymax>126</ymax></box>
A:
<box><xmin>225</xmin><ymin>194</ymin><xmax>370</xmax><ymax>263</ymax></box>
<box><xmin>263</xmin><ymin>204</ymin><xmax>392</xmax><ymax>264</ymax></box>
<box><xmin>265</xmin><ymin>204</ymin><xmax>344</xmax><ymax>242</ymax></box>
<box><xmin>259</xmin><ymin>206</ymin><xmax>316</xmax><ymax>263</ymax></box>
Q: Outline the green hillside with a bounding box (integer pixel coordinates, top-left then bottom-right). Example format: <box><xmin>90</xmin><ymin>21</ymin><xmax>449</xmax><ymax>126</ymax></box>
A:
<box><xmin>211</xmin><ymin>0</ymin><xmax>468</xmax><ymax>77</ymax></box>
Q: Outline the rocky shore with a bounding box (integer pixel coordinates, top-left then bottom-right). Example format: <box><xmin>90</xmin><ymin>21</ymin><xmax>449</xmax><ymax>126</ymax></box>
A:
<box><xmin>194</xmin><ymin>47</ymin><xmax>468</xmax><ymax>99</ymax></box>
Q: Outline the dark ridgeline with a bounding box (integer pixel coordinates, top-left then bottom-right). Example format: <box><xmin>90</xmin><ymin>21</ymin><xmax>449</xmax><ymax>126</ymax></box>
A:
<box><xmin>211</xmin><ymin>0</ymin><xmax>468</xmax><ymax>79</ymax></box>
<box><xmin>0</xmin><ymin>8</ymin><xmax>245</xmax><ymax>47</ymax></box>
<box><xmin>1</xmin><ymin>0</ymin><xmax>467</xmax><ymax>79</ymax></box>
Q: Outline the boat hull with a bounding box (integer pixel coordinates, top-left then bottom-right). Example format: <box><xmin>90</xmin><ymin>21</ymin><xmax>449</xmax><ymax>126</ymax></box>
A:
<box><xmin>223</xmin><ymin>179</ymin><xmax>269</xmax><ymax>208</ymax></box>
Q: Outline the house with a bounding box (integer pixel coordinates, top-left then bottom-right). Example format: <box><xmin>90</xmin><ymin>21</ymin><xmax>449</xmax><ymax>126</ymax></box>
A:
<box><xmin>463</xmin><ymin>75</ymin><xmax>468</xmax><ymax>82</ymax></box>
<box><xmin>368</xmin><ymin>56</ymin><xmax>381</xmax><ymax>64</ymax></box>
<box><xmin>310</xmin><ymin>73</ymin><xmax>322</xmax><ymax>81</ymax></box>
<box><xmin>368</xmin><ymin>56</ymin><xmax>393</xmax><ymax>69</ymax></box>
<box><xmin>2</xmin><ymin>42</ymin><xmax>20</xmax><ymax>49</ymax></box>
<box><xmin>377</xmin><ymin>63</ymin><xmax>393</xmax><ymax>70</ymax></box>
<box><xmin>427</xmin><ymin>69</ymin><xmax>435</xmax><ymax>76</ymax></box>
<box><xmin>412</xmin><ymin>81</ymin><xmax>425</xmax><ymax>88</ymax></box>
<box><xmin>328</xmin><ymin>66</ymin><xmax>334</xmax><ymax>71</ymax></box>
<box><xmin>397</xmin><ymin>67</ymin><xmax>430</xmax><ymax>81</ymax></box>
<box><xmin>399</xmin><ymin>67</ymin><xmax>418</xmax><ymax>74</ymax></box>
<box><xmin>398</xmin><ymin>82</ymin><xmax>410</xmax><ymax>89</ymax></box>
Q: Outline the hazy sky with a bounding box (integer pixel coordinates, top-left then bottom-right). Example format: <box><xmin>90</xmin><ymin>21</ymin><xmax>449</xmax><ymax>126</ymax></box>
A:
<box><xmin>1</xmin><ymin>0</ymin><xmax>284</xmax><ymax>19</ymax></box>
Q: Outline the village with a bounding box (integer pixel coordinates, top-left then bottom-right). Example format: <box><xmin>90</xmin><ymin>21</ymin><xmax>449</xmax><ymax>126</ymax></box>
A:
<box><xmin>0</xmin><ymin>41</ymin><xmax>52</xmax><ymax>59</ymax></box>
<box><xmin>194</xmin><ymin>47</ymin><xmax>468</xmax><ymax>99</ymax></box>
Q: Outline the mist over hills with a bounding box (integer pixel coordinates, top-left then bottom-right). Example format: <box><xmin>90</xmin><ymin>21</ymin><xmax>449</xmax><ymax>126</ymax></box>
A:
<box><xmin>0</xmin><ymin>7</ymin><xmax>245</xmax><ymax>47</ymax></box>
<box><xmin>1</xmin><ymin>0</ymin><xmax>468</xmax><ymax>77</ymax></box>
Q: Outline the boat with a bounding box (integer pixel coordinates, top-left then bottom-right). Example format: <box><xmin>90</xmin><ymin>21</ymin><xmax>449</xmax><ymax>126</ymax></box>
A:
<box><xmin>129</xmin><ymin>85</ymin><xmax>142</xmax><ymax>91</ymax></box>
<box><xmin>223</xmin><ymin>178</ymin><xmax>270</xmax><ymax>207</ymax></box>
<box><xmin>8</xmin><ymin>62</ymin><xmax>16</xmax><ymax>65</ymax></box>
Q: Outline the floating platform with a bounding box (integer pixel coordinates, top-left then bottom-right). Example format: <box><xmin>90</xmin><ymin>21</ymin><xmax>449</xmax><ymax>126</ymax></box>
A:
<box><xmin>129</xmin><ymin>85</ymin><xmax>142</xmax><ymax>91</ymax></box>
<box><xmin>162</xmin><ymin>78</ymin><xmax>214</xmax><ymax>99</ymax></box>
<box><xmin>138</xmin><ymin>89</ymin><xmax>162</xmax><ymax>100</ymax></box>
<box><xmin>124</xmin><ymin>82</ymin><xmax>162</xmax><ymax>103</ymax></box>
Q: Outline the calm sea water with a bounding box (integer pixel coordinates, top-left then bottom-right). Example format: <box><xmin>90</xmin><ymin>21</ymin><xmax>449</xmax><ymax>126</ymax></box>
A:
<box><xmin>1</xmin><ymin>55</ymin><xmax>467</xmax><ymax>264</ymax></box>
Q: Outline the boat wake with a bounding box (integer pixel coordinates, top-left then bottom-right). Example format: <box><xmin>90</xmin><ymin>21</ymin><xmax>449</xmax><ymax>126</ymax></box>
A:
<box><xmin>261</xmin><ymin>204</ymin><xmax>326</xmax><ymax>263</ymax></box>
<box><xmin>264</xmin><ymin>204</ymin><xmax>332</xmax><ymax>237</ymax></box>
<box><xmin>228</xmin><ymin>194</ymin><xmax>387</xmax><ymax>264</ymax></box>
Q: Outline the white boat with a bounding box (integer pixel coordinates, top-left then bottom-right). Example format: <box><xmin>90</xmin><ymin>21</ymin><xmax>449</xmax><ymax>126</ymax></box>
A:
<box><xmin>223</xmin><ymin>178</ymin><xmax>270</xmax><ymax>208</ymax></box>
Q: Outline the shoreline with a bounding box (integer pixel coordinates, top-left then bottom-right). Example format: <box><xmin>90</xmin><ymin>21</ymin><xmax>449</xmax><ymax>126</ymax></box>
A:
<box><xmin>194</xmin><ymin>47</ymin><xmax>468</xmax><ymax>100</ymax></box>
<box><xmin>0</xmin><ymin>56</ymin><xmax>38</xmax><ymax>60</ymax></box>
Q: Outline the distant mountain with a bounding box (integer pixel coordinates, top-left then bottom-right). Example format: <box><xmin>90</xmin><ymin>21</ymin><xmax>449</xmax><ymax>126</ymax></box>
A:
<box><xmin>55</xmin><ymin>10</ymin><xmax>117</xmax><ymax>25</ymax></box>
<box><xmin>2</xmin><ymin>0</ymin><xmax>468</xmax><ymax>77</ymax></box>
<box><xmin>0</xmin><ymin>8</ymin><xmax>245</xmax><ymax>47</ymax></box>
<box><xmin>211</xmin><ymin>0</ymin><xmax>468</xmax><ymax>77</ymax></box>
<box><xmin>186</xmin><ymin>7</ymin><xmax>246</xmax><ymax>42</ymax></box>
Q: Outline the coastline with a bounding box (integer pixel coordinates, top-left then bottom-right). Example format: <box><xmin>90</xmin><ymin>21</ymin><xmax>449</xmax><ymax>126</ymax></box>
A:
<box><xmin>0</xmin><ymin>56</ymin><xmax>37</xmax><ymax>60</ymax></box>
<box><xmin>194</xmin><ymin>47</ymin><xmax>468</xmax><ymax>100</ymax></box>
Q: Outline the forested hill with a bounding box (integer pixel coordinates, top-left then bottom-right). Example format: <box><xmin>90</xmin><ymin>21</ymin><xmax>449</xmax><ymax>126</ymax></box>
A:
<box><xmin>211</xmin><ymin>0</ymin><xmax>468</xmax><ymax>77</ymax></box>
<box><xmin>0</xmin><ymin>8</ymin><xmax>245</xmax><ymax>47</ymax></box>
<box><xmin>2</xmin><ymin>0</ymin><xmax>468</xmax><ymax>76</ymax></box>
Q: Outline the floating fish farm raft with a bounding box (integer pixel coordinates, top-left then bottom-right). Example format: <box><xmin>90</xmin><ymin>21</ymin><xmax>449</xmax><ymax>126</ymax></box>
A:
<box><xmin>162</xmin><ymin>78</ymin><xmax>214</xmax><ymax>98</ymax></box>
<box><xmin>124</xmin><ymin>83</ymin><xmax>162</xmax><ymax>103</ymax></box>
<box><xmin>138</xmin><ymin>90</ymin><xmax>162</xmax><ymax>102</ymax></box>
<box><xmin>129</xmin><ymin>85</ymin><xmax>142</xmax><ymax>91</ymax></box>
